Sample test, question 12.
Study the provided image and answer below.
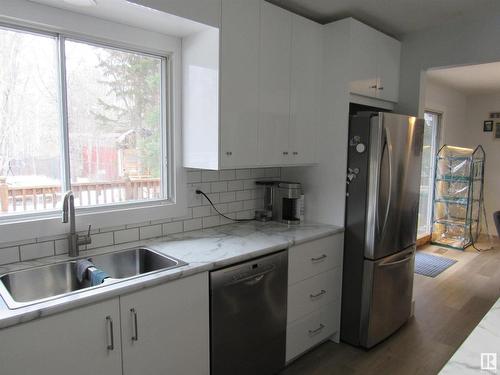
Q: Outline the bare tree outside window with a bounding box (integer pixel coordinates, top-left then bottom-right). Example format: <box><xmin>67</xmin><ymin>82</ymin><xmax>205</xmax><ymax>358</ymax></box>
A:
<box><xmin>0</xmin><ymin>26</ymin><xmax>166</xmax><ymax>216</ymax></box>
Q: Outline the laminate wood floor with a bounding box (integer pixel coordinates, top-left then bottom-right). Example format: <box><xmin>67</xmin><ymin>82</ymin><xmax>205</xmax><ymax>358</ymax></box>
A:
<box><xmin>280</xmin><ymin>237</ymin><xmax>500</xmax><ymax>375</ymax></box>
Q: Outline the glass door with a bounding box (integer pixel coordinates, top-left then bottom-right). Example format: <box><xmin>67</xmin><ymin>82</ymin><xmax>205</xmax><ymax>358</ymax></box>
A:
<box><xmin>417</xmin><ymin>111</ymin><xmax>441</xmax><ymax>238</ymax></box>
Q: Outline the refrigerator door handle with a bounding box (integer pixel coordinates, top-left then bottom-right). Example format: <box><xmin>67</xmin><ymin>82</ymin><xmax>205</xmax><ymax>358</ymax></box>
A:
<box><xmin>377</xmin><ymin>125</ymin><xmax>393</xmax><ymax>237</ymax></box>
<box><xmin>379</xmin><ymin>253</ymin><xmax>412</xmax><ymax>267</ymax></box>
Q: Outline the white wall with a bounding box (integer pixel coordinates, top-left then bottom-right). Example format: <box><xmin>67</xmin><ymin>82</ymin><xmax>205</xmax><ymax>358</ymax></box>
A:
<box><xmin>465</xmin><ymin>94</ymin><xmax>500</xmax><ymax>235</ymax></box>
<box><xmin>397</xmin><ymin>9</ymin><xmax>500</xmax><ymax>117</ymax></box>
<box><xmin>424</xmin><ymin>79</ymin><xmax>468</xmax><ymax>146</ymax></box>
<box><xmin>423</xmin><ymin>79</ymin><xmax>500</xmax><ymax>236</ymax></box>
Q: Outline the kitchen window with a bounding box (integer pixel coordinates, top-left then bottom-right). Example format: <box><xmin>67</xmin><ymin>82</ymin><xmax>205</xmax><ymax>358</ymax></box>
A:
<box><xmin>0</xmin><ymin>25</ymin><xmax>169</xmax><ymax>220</ymax></box>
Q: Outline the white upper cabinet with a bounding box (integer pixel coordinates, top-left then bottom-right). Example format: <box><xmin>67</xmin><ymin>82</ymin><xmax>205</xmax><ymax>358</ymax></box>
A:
<box><xmin>183</xmin><ymin>0</ymin><xmax>321</xmax><ymax>169</ymax></box>
<box><xmin>289</xmin><ymin>15</ymin><xmax>322</xmax><ymax>165</ymax></box>
<box><xmin>375</xmin><ymin>32</ymin><xmax>401</xmax><ymax>102</ymax></box>
<box><xmin>259</xmin><ymin>1</ymin><xmax>292</xmax><ymax>166</ymax></box>
<box><xmin>349</xmin><ymin>19</ymin><xmax>401</xmax><ymax>102</ymax></box>
<box><xmin>219</xmin><ymin>0</ymin><xmax>261</xmax><ymax>168</ymax></box>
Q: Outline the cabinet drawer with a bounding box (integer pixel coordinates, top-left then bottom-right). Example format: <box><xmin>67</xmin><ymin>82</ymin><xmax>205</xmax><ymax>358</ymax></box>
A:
<box><xmin>288</xmin><ymin>234</ymin><xmax>343</xmax><ymax>285</ymax></box>
<box><xmin>287</xmin><ymin>267</ymin><xmax>341</xmax><ymax>323</ymax></box>
<box><xmin>286</xmin><ymin>302</ymin><xmax>339</xmax><ymax>362</ymax></box>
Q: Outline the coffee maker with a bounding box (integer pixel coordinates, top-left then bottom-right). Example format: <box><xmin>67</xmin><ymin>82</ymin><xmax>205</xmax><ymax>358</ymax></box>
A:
<box><xmin>255</xmin><ymin>181</ymin><xmax>303</xmax><ymax>224</ymax></box>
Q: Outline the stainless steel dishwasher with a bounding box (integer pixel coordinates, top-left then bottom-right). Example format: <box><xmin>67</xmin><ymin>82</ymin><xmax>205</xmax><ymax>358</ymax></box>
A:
<box><xmin>210</xmin><ymin>250</ymin><xmax>288</xmax><ymax>375</ymax></box>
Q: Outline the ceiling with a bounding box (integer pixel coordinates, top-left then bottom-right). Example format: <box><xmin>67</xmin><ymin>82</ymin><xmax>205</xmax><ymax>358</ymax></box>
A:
<box><xmin>427</xmin><ymin>62</ymin><xmax>500</xmax><ymax>96</ymax></box>
<box><xmin>267</xmin><ymin>0</ymin><xmax>500</xmax><ymax>37</ymax></box>
<box><xmin>27</xmin><ymin>0</ymin><xmax>208</xmax><ymax>37</ymax></box>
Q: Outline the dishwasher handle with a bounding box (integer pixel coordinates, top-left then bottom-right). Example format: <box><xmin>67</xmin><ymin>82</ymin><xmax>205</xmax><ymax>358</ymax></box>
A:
<box><xmin>225</xmin><ymin>266</ymin><xmax>275</xmax><ymax>286</ymax></box>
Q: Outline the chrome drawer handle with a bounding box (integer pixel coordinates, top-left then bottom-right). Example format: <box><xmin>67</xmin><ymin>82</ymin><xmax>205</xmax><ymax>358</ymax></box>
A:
<box><xmin>311</xmin><ymin>254</ymin><xmax>327</xmax><ymax>262</ymax></box>
<box><xmin>106</xmin><ymin>316</ymin><xmax>114</xmax><ymax>351</ymax></box>
<box><xmin>310</xmin><ymin>289</ymin><xmax>326</xmax><ymax>299</ymax></box>
<box><xmin>131</xmin><ymin>308</ymin><xmax>139</xmax><ymax>341</ymax></box>
<box><xmin>308</xmin><ymin>323</ymin><xmax>325</xmax><ymax>336</ymax></box>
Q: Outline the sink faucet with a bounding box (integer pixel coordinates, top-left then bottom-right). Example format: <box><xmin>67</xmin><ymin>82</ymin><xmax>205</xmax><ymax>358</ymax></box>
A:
<box><xmin>62</xmin><ymin>191</ymin><xmax>91</xmax><ymax>257</ymax></box>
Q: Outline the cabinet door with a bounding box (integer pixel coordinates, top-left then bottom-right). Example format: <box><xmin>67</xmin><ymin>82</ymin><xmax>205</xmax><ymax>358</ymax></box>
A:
<box><xmin>289</xmin><ymin>15</ymin><xmax>321</xmax><ymax>164</ymax></box>
<box><xmin>120</xmin><ymin>273</ymin><xmax>210</xmax><ymax>375</ymax></box>
<box><xmin>0</xmin><ymin>299</ymin><xmax>122</xmax><ymax>375</ymax></box>
<box><xmin>220</xmin><ymin>0</ymin><xmax>260</xmax><ymax>168</ymax></box>
<box><xmin>375</xmin><ymin>33</ymin><xmax>401</xmax><ymax>102</ymax></box>
<box><xmin>349</xmin><ymin>20</ymin><xmax>378</xmax><ymax>98</ymax></box>
<box><xmin>259</xmin><ymin>1</ymin><xmax>292</xmax><ymax>166</ymax></box>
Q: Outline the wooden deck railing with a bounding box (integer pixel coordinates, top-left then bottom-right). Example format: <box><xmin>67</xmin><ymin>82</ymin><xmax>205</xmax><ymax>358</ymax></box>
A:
<box><xmin>0</xmin><ymin>177</ymin><xmax>161</xmax><ymax>213</ymax></box>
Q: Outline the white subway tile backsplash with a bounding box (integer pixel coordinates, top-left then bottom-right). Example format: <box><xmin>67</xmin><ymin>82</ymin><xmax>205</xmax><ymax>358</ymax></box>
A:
<box><xmin>219</xmin><ymin>191</ymin><xmax>236</xmax><ymax>203</ymax></box>
<box><xmin>201</xmin><ymin>170</ymin><xmax>219</xmax><ymax>182</ymax></box>
<box><xmin>243</xmin><ymin>199</ymin><xmax>258</xmax><ymax>210</ymax></box>
<box><xmin>140</xmin><ymin>225</ymin><xmax>162</xmax><ymax>240</ymax></box>
<box><xmin>202</xmin><ymin>215</ymin><xmax>220</xmax><ymax>228</ymax></box>
<box><xmin>114</xmin><ymin>228</ymin><xmax>139</xmax><ymax>245</ymax></box>
<box><xmin>211</xmin><ymin>181</ymin><xmax>228</xmax><ymax>193</ymax></box>
<box><xmin>55</xmin><ymin>239</ymin><xmax>69</xmax><ymax>255</ymax></box>
<box><xmin>20</xmin><ymin>242</ymin><xmax>54</xmax><ymax>261</ymax></box>
<box><xmin>193</xmin><ymin>205</ymin><xmax>212</xmax><ymax>218</ymax></box>
<box><xmin>183</xmin><ymin>218</ymin><xmax>202</xmax><ymax>232</ymax></box>
<box><xmin>163</xmin><ymin>221</ymin><xmax>183</xmax><ymax>235</ymax></box>
<box><xmin>264</xmin><ymin>167</ymin><xmax>280</xmax><ymax>177</ymax></box>
<box><xmin>227</xmin><ymin>180</ymin><xmax>244</xmax><ymax>191</ymax></box>
<box><xmin>235</xmin><ymin>169</ymin><xmax>252</xmax><ymax>179</ymax></box>
<box><xmin>219</xmin><ymin>169</ymin><xmax>236</xmax><ymax>181</ymax></box>
<box><xmin>87</xmin><ymin>232</ymin><xmax>114</xmax><ymax>250</ymax></box>
<box><xmin>202</xmin><ymin>192</ymin><xmax>220</xmax><ymax>206</ymax></box>
<box><xmin>187</xmin><ymin>170</ymin><xmax>202</xmax><ymax>183</ymax></box>
<box><xmin>237</xmin><ymin>210</ymin><xmax>254</xmax><ymax>220</ymax></box>
<box><xmin>243</xmin><ymin>179</ymin><xmax>257</xmax><ymax>190</ymax></box>
<box><xmin>251</xmin><ymin>168</ymin><xmax>267</xmax><ymax>178</ymax></box>
<box><xmin>227</xmin><ymin>201</ymin><xmax>244</xmax><ymax>213</ymax></box>
<box><xmin>0</xmin><ymin>167</ymin><xmax>280</xmax><ymax>262</ymax></box>
<box><xmin>236</xmin><ymin>190</ymin><xmax>252</xmax><ymax>201</ymax></box>
<box><xmin>0</xmin><ymin>247</ymin><xmax>20</xmax><ymax>265</ymax></box>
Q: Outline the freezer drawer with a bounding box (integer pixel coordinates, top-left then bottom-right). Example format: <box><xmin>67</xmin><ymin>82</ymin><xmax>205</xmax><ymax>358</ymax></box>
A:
<box><xmin>360</xmin><ymin>247</ymin><xmax>415</xmax><ymax>348</ymax></box>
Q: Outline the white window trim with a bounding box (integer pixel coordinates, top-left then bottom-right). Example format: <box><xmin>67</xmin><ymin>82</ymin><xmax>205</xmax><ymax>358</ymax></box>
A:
<box><xmin>0</xmin><ymin>11</ymin><xmax>187</xmax><ymax>244</ymax></box>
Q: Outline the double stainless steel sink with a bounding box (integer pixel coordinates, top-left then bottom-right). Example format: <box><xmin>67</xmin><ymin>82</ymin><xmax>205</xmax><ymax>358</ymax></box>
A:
<box><xmin>0</xmin><ymin>247</ymin><xmax>187</xmax><ymax>309</ymax></box>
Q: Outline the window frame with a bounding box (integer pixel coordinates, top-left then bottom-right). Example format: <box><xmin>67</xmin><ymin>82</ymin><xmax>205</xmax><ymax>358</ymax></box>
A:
<box><xmin>418</xmin><ymin>110</ymin><xmax>442</xmax><ymax>238</ymax></box>
<box><xmin>0</xmin><ymin>20</ymin><xmax>186</xmax><ymax>241</ymax></box>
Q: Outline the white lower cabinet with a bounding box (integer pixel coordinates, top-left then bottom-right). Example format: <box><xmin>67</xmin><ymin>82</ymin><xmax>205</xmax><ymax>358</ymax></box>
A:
<box><xmin>120</xmin><ymin>272</ymin><xmax>209</xmax><ymax>375</ymax></box>
<box><xmin>286</xmin><ymin>233</ymin><xmax>344</xmax><ymax>363</ymax></box>
<box><xmin>0</xmin><ymin>272</ymin><xmax>209</xmax><ymax>375</ymax></box>
<box><xmin>0</xmin><ymin>298</ymin><xmax>122</xmax><ymax>375</ymax></box>
<box><xmin>286</xmin><ymin>302</ymin><xmax>340</xmax><ymax>361</ymax></box>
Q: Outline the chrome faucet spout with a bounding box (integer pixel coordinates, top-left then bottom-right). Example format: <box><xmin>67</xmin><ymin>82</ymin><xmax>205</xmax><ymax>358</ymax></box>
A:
<box><xmin>62</xmin><ymin>191</ymin><xmax>91</xmax><ymax>257</ymax></box>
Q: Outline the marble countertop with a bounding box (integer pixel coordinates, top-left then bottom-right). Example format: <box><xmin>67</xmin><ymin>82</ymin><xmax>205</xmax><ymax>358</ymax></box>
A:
<box><xmin>440</xmin><ymin>298</ymin><xmax>500</xmax><ymax>374</ymax></box>
<box><xmin>0</xmin><ymin>221</ymin><xmax>342</xmax><ymax>329</ymax></box>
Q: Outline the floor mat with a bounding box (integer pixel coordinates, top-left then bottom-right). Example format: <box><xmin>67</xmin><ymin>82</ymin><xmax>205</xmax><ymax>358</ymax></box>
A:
<box><xmin>414</xmin><ymin>252</ymin><xmax>457</xmax><ymax>277</ymax></box>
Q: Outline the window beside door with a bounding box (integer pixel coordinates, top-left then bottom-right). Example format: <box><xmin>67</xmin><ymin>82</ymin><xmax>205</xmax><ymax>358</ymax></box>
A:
<box><xmin>417</xmin><ymin>111</ymin><xmax>441</xmax><ymax>237</ymax></box>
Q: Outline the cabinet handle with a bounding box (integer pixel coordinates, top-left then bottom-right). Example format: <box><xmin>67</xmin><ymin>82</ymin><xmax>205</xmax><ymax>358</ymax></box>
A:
<box><xmin>311</xmin><ymin>254</ymin><xmax>327</xmax><ymax>262</ymax></box>
<box><xmin>283</xmin><ymin>151</ymin><xmax>289</xmax><ymax>155</ymax></box>
<box><xmin>370</xmin><ymin>85</ymin><xmax>378</xmax><ymax>89</ymax></box>
<box><xmin>106</xmin><ymin>316</ymin><xmax>114</xmax><ymax>351</ymax></box>
<box><xmin>378</xmin><ymin>86</ymin><xmax>384</xmax><ymax>90</ymax></box>
<box><xmin>310</xmin><ymin>289</ymin><xmax>326</xmax><ymax>299</ymax></box>
<box><xmin>308</xmin><ymin>323</ymin><xmax>325</xmax><ymax>336</ymax></box>
<box><xmin>226</xmin><ymin>151</ymin><xmax>232</xmax><ymax>156</ymax></box>
<box><xmin>293</xmin><ymin>151</ymin><xmax>298</xmax><ymax>155</ymax></box>
<box><xmin>131</xmin><ymin>308</ymin><xmax>139</xmax><ymax>341</ymax></box>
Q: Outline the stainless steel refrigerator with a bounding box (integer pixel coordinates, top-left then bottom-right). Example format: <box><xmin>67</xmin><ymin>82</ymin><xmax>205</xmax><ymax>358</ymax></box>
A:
<box><xmin>341</xmin><ymin>112</ymin><xmax>424</xmax><ymax>348</ymax></box>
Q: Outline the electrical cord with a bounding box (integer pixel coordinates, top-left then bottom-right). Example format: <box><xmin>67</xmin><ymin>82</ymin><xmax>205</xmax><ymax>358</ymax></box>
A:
<box><xmin>195</xmin><ymin>189</ymin><xmax>255</xmax><ymax>222</ymax></box>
